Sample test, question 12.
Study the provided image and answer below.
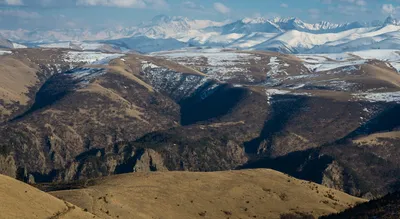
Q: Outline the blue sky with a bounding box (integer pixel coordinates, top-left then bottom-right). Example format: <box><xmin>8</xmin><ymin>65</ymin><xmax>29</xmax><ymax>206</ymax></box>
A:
<box><xmin>0</xmin><ymin>0</ymin><xmax>399</xmax><ymax>30</ymax></box>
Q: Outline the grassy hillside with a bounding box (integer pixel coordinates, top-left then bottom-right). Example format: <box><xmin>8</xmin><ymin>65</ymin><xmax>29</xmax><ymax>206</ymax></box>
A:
<box><xmin>51</xmin><ymin>169</ymin><xmax>366</xmax><ymax>219</ymax></box>
<box><xmin>0</xmin><ymin>174</ymin><xmax>96</xmax><ymax>219</ymax></box>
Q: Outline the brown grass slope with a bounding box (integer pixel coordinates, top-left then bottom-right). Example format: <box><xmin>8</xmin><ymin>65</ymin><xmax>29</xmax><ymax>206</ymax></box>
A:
<box><xmin>51</xmin><ymin>169</ymin><xmax>366</xmax><ymax>219</ymax></box>
<box><xmin>0</xmin><ymin>174</ymin><xmax>96</xmax><ymax>219</ymax></box>
<box><xmin>0</xmin><ymin>48</ymin><xmax>86</xmax><ymax>122</ymax></box>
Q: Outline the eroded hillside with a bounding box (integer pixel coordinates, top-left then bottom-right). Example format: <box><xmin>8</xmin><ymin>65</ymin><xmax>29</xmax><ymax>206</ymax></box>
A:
<box><xmin>0</xmin><ymin>48</ymin><xmax>399</xmax><ymax>199</ymax></box>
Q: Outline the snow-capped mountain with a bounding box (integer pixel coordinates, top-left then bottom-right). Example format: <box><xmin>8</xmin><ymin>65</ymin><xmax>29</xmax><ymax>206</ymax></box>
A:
<box><xmin>4</xmin><ymin>15</ymin><xmax>400</xmax><ymax>54</ymax></box>
<box><xmin>272</xmin><ymin>17</ymin><xmax>367</xmax><ymax>33</ymax></box>
<box><xmin>383</xmin><ymin>15</ymin><xmax>400</xmax><ymax>26</ymax></box>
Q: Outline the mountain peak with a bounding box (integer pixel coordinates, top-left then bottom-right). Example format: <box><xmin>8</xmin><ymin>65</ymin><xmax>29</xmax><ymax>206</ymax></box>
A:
<box><xmin>272</xmin><ymin>17</ymin><xmax>302</xmax><ymax>23</ymax></box>
<box><xmin>151</xmin><ymin>15</ymin><xmax>189</xmax><ymax>24</ymax></box>
<box><xmin>384</xmin><ymin>15</ymin><xmax>400</xmax><ymax>26</ymax></box>
<box><xmin>242</xmin><ymin>17</ymin><xmax>269</xmax><ymax>24</ymax></box>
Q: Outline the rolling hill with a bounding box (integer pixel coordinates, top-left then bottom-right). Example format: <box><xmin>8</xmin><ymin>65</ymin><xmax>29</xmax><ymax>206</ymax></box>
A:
<box><xmin>49</xmin><ymin>169</ymin><xmax>366</xmax><ymax>219</ymax></box>
<box><xmin>0</xmin><ymin>174</ymin><xmax>96</xmax><ymax>219</ymax></box>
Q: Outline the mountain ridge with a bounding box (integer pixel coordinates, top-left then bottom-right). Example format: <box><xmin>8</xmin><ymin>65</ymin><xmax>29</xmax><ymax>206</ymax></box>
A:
<box><xmin>3</xmin><ymin>15</ymin><xmax>400</xmax><ymax>54</ymax></box>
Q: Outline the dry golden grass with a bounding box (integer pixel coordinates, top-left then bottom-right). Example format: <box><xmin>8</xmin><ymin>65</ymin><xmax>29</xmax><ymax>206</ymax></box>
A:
<box><xmin>78</xmin><ymin>82</ymin><xmax>147</xmax><ymax>123</ymax></box>
<box><xmin>0</xmin><ymin>174</ymin><xmax>96</xmax><ymax>219</ymax></box>
<box><xmin>145</xmin><ymin>56</ymin><xmax>207</xmax><ymax>76</ymax></box>
<box><xmin>0</xmin><ymin>56</ymin><xmax>38</xmax><ymax>105</ymax></box>
<box><xmin>87</xmin><ymin>59</ymin><xmax>155</xmax><ymax>92</ymax></box>
<box><xmin>205</xmin><ymin>121</ymin><xmax>245</xmax><ymax>128</ymax></box>
<box><xmin>51</xmin><ymin>169</ymin><xmax>366</xmax><ymax>219</ymax></box>
<box><xmin>353</xmin><ymin>131</ymin><xmax>400</xmax><ymax>146</ymax></box>
<box><xmin>107</xmin><ymin>54</ymin><xmax>206</xmax><ymax>77</ymax></box>
<box><xmin>361</xmin><ymin>64</ymin><xmax>400</xmax><ymax>88</ymax></box>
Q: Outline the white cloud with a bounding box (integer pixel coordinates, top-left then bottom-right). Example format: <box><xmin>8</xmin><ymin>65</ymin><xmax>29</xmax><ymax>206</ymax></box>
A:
<box><xmin>182</xmin><ymin>1</ymin><xmax>204</xmax><ymax>10</ymax></box>
<box><xmin>213</xmin><ymin>2</ymin><xmax>230</xmax><ymax>14</ymax></box>
<box><xmin>321</xmin><ymin>0</ymin><xmax>365</xmax><ymax>6</ymax></box>
<box><xmin>382</xmin><ymin>4</ymin><xmax>399</xmax><ymax>15</ymax></box>
<box><xmin>0</xmin><ymin>9</ymin><xmax>40</xmax><ymax>18</ymax></box>
<box><xmin>76</xmin><ymin>0</ymin><xmax>168</xmax><ymax>8</ymax></box>
<box><xmin>355</xmin><ymin>0</ymin><xmax>366</xmax><ymax>6</ymax></box>
<box><xmin>145</xmin><ymin>0</ymin><xmax>168</xmax><ymax>8</ymax></box>
<box><xmin>3</xmin><ymin>0</ymin><xmax>23</xmax><ymax>5</ymax></box>
<box><xmin>280</xmin><ymin>3</ymin><xmax>288</xmax><ymax>8</ymax></box>
<box><xmin>342</xmin><ymin>0</ymin><xmax>366</xmax><ymax>6</ymax></box>
<box><xmin>77</xmin><ymin>0</ymin><xmax>145</xmax><ymax>7</ymax></box>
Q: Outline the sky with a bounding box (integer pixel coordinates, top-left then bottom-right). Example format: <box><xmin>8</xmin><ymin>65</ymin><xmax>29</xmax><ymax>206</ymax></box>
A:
<box><xmin>1</xmin><ymin>0</ymin><xmax>400</xmax><ymax>30</ymax></box>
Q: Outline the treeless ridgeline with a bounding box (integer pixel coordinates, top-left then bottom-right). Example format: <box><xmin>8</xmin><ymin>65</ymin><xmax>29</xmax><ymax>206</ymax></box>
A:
<box><xmin>0</xmin><ymin>174</ymin><xmax>96</xmax><ymax>219</ymax></box>
<box><xmin>51</xmin><ymin>169</ymin><xmax>366</xmax><ymax>219</ymax></box>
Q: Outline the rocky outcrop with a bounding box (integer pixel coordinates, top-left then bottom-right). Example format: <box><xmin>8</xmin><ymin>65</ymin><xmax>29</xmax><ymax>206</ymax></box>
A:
<box><xmin>0</xmin><ymin>155</ymin><xmax>16</xmax><ymax>178</ymax></box>
<box><xmin>134</xmin><ymin>149</ymin><xmax>168</xmax><ymax>172</ymax></box>
<box><xmin>322</xmin><ymin>161</ymin><xmax>360</xmax><ymax>197</ymax></box>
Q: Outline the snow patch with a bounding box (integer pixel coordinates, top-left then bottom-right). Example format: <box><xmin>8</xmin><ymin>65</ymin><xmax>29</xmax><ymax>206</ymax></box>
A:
<box><xmin>64</xmin><ymin>51</ymin><xmax>123</xmax><ymax>64</ymax></box>
<box><xmin>265</xmin><ymin>89</ymin><xmax>290</xmax><ymax>104</ymax></box>
<box><xmin>65</xmin><ymin>68</ymin><xmax>107</xmax><ymax>84</ymax></box>
<box><xmin>0</xmin><ymin>50</ymin><xmax>12</xmax><ymax>55</ymax></box>
<box><xmin>267</xmin><ymin>56</ymin><xmax>288</xmax><ymax>76</ymax></box>
<box><xmin>353</xmin><ymin>92</ymin><xmax>400</xmax><ymax>103</ymax></box>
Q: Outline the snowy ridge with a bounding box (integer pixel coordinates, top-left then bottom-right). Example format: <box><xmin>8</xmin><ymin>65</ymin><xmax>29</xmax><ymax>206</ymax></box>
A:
<box><xmin>65</xmin><ymin>68</ymin><xmax>107</xmax><ymax>84</ymax></box>
<box><xmin>140</xmin><ymin>60</ymin><xmax>210</xmax><ymax>100</ymax></box>
<box><xmin>64</xmin><ymin>51</ymin><xmax>123</xmax><ymax>64</ymax></box>
<box><xmin>0</xmin><ymin>50</ymin><xmax>12</xmax><ymax>55</ymax></box>
<box><xmin>353</xmin><ymin>92</ymin><xmax>400</xmax><ymax>103</ymax></box>
<box><xmin>5</xmin><ymin>15</ymin><xmax>400</xmax><ymax>54</ymax></box>
<box><xmin>297</xmin><ymin>49</ymin><xmax>400</xmax><ymax>73</ymax></box>
<box><xmin>267</xmin><ymin>57</ymin><xmax>288</xmax><ymax>76</ymax></box>
<box><xmin>153</xmin><ymin>48</ymin><xmax>260</xmax><ymax>83</ymax></box>
<box><xmin>62</xmin><ymin>51</ymin><xmax>123</xmax><ymax>87</ymax></box>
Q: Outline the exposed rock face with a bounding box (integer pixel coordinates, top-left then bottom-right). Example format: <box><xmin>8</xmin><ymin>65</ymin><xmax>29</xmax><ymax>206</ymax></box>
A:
<box><xmin>133</xmin><ymin>149</ymin><xmax>168</xmax><ymax>172</ymax></box>
<box><xmin>322</xmin><ymin>161</ymin><xmax>346</xmax><ymax>191</ymax></box>
<box><xmin>322</xmin><ymin>161</ymin><xmax>360</xmax><ymax>197</ymax></box>
<box><xmin>1</xmin><ymin>49</ymin><xmax>400</xmax><ymax>199</ymax></box>
<box><xmin>0</xmin><ymin>155</ymin><xmax>16</xmax><ymax>178</ymax></box>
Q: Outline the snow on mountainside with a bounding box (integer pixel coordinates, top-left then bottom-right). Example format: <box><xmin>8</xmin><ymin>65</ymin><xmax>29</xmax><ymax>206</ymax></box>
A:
<box><xmin>105</xmin><ymin>36</ymin><xmax>187</xmax><ymax>53</ymax></box>
<box><xmin>152</xmin><ymin>48</ymin><xmax>400</xmax><ymax>106</ymax></box>
<box><xmin>4</xmin><ymin>15</ymin><xmax>400</xmax><ymax>54</ymax></box>
<box><xmin>297</xmin><ymin>49</ymin><xmax>400</xmax><ymax>73</ymax></box>
<box><xmin>104</xmin><ymin>16</ymin><xmax>400</xmax><ymax>54</ymax></box>
<box><xmin>272</xmin><ymin>17</ymin><xmax>367</xmax><ymax>33</ymax></box>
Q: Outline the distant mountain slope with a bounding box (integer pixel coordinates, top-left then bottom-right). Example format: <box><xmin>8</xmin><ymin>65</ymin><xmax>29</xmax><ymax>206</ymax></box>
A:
<box><xmin>0</xmin><ymin>174</ymin><xmax>96</xmax><ymax>219</ymax></box>
<box><xmin>1</xmin><ymin>48</ymin><xmax>400</xmax><ymax>199</ymax></box>
<box><xmin>4</xmin><ymin>15</ymin><xmax>400</xmax><ymax>54</ymax></box>
<box><xmin>50</xmin><ymin>169</ymin><xmax>366</xmax><ymax>219</ymax></box>
<box><xmin>104</xmin><ymin>36</ymin><xmax>188</xmax><ymax>53</ymax></box>
<box><xmin>0</xmin><ymin>37</ymin><xmax>13</xmax><ymax>49</ymax></box>
<box><xmin>0</xmin><ymin>48</ymin><xmax>92</xmax><ymax>123</ymax></box>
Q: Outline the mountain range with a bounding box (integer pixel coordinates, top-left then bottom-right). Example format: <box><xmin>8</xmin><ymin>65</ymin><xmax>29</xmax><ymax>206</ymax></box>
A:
<box><xmin>3</xmin><ymin>15</ymin><xmax>400</xmax><ymax>54</ymax></box>
<box><xmin>0</xmin><ymin>40</ymin><xmax>400</xmax><ymax>217</ymax></box>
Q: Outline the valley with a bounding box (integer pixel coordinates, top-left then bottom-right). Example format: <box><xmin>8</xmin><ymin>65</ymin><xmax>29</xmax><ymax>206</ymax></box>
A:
<box><xmin>0</xmin><ymin>30</ymin><xmax>400</xmax><ymax>218</ymax></box>
<box><xmin>0</xmin><ymin>47</ymin><xmax>399</xmax><ymax>193</ymax></box>
<box><xmin>2</xmin><ymin>0</ymin><xmax>400</xmax><ymax>216</ymax></box>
